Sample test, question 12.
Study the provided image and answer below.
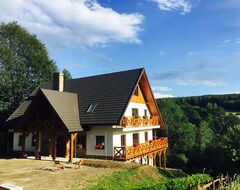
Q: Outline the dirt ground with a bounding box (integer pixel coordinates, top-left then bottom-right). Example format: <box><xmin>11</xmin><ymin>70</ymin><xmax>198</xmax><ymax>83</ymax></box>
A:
<box><xmin>0</xmin><ymin>157</ymin><xmax>118</xmax><ymax>190</ymax></box>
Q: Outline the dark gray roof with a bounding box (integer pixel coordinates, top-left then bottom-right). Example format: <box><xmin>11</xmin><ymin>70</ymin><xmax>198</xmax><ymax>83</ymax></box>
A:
<box><xmin>40</xmin><ymin>89</ymin><xmax>81</xmax><ymax>132</ymax></box>
<box><xmin>6</xmin><ymin>68</ymin><xmax>145</xmax><ymax>127</ymax></box>
<box><xmin>5</xmin><ymin>87</ymin><xmax>40</xmax><ymax>128</ymax></box>
<box><xmin>43</xmin><ymin>68</ymin><xmax>143</xmax><ymax>125</ymax></box>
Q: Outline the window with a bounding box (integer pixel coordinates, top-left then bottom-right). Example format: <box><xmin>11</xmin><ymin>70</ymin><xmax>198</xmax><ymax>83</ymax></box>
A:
<box><xmin>77</xmin><ymin>135</ymin><xmax>86</xmax><ymax>148</ymax></box>
<box><xmin>18</xmin><ymin>135</ymin><xmax>22</xmax><ymax>146</ymax></box>
<box><xmin>86</xmin><ymin>103</ymin><xmax>97</xmax><ymax>113</ymax></box>
<box><xmin>145</xmin><ymin>132</ymin><xmax>148</xmax><ymax>142</ymax></box>
<box><xmin>95</xmin><ymin>136</ymin><xmax>105</xmax><ymax>149</ymax></box>
<box><xmin>134</xmin><ymin>86</ymin><xmax>139</xmax><ymax>96</ymax></box>
<box><xmin>144</xmin><ymin>109</ymin><xmax>147</xmax><ymax>117</ymax></box>
<box><xmin>32</xmin><ymin>135</ymin><xmax>36</xmax><ymax>146</ymax></box>
<box><xmin>121</xmin><ymin>135</ymin><xmax>126</xmax><ymax>146</ymax></box>
<box><xmin>132</xmin><ymin>108</ymin><xmax>139</xmax><ymax>117</ymax></box>
<box><xmin>133</xmin><ymin>133</ymin><xmax>139</xmax><ymax>144</ymax></box>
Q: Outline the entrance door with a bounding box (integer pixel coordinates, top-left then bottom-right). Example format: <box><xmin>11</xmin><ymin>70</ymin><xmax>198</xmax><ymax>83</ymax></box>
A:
<box><xmin>57</xmin><ymin>135</ymin><xmax>66</xmax><ymax>157</ymax></box>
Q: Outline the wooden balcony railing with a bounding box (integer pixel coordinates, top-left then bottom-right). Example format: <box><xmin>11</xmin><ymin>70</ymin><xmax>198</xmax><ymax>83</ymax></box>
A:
<box><xmin>114</xmin><ymin>137</ymin><xmax>168</xmax><ymax>161</ymax></box>
<box><xmin>121</xmin><ymin>116</ymin><xmax>160</xmax><ymax>127</ymax></box>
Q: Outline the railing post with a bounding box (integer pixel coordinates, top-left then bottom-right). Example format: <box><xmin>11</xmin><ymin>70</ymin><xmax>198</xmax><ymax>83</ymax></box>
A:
<box><xmin>212</xmin><ymin>179</ymin><xmax>215</xmax><ymax>190</ymax></box>
<box><xmin>187</xmin><ymin>184</ymin><xmax>192</xmax><ymax>190</ymax></box>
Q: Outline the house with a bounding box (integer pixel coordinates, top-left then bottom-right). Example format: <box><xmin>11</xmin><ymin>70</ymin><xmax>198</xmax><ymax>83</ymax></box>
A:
<box><xmin>5</xmin><ymin>68</ymin><xmax>168</xmax><ymax>167</ymax></box>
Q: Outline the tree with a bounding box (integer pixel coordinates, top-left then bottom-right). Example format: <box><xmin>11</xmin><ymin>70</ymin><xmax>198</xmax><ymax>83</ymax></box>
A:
<box><xmin>0</xmin><ymin>21</ymin><xmax>58</xmax><ymax>124</ymax></box>
<box><xmin>62</xmin><ymin>68</ymin><xmax>72</xmax><ymax>80</ymax></box>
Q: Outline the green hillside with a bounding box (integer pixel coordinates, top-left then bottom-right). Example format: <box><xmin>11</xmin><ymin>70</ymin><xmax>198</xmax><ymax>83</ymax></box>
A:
<box><xmin>83</xmin><ymin>165</ymin><xmax>210</xmax><ymax>190</ymax></box>
<box><xmin>156</xmin><ymin>93</ymin><xmax>240</xmax><ymax>176</ymax></box>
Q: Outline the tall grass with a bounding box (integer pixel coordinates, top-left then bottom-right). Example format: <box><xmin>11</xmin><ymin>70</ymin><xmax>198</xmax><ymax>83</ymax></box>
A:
<box><xmin>224</xmin><ymin>175</ymin><xmax>240</xmax><ymax>190</ymax></box>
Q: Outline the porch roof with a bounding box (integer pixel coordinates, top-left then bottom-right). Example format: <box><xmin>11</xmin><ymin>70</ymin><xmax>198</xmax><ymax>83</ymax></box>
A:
<box><xmin>6</xmin><ymin>88</ymin><xmax>82</xmax><ymax>132</ymax></box>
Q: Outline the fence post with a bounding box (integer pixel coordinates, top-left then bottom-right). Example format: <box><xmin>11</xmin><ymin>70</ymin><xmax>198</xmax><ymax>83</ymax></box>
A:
<box><xmin>197</xmin><ymin>183</ymin><xmax>201</xmax><ymax>190</ymax></box>
<box><xmin>187</xmin><ymin>184</ymin><xmax>192</xmax><ymax>190</ymax></box>
<box><xmin>212</xmin><ymin>179</ymin><xmax>215</xmax><ymax>190</ymax></box>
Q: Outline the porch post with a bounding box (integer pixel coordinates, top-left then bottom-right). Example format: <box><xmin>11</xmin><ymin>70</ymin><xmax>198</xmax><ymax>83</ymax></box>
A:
<box><xmin>49</xmin><ymin>138</ymin><xmax>52</xmax><ymax>157</ymax></box>
<box><xmin>21</xmin><ymin>132</ymin><xmax>26</xmax><ymax>158</ymax></box>
<box><xmin>35</xmin><ymin>132</ymin><xmax>39</xmax><ymax>159</ymax></box>
<box><xmin>69</xmin><ymin>133</ymin><xmax>77</xmax><ymax>163</ymax></box>
<box><xmin>52</xmin><ymin>136</ymin><xmax>57</xmax><ymax>161</ymax></box>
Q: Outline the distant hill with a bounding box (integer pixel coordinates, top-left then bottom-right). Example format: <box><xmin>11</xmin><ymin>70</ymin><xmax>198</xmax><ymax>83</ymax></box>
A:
<box><xmin>166</xmin><ymin>93</ymin><xmax>240</xmax><ymax>112</ymax></box>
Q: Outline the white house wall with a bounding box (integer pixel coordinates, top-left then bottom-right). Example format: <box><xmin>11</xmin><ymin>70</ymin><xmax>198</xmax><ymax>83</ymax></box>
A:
<box><xmin>13</xmin><ymin>133</ymin><xmax>35</xmax><ymax>152</ymax></box>
<box><xmin>124</xmin><ymin>102</ymin><xmax>150</xmax><ymax>117</ymax></box>
<box><xmin>112</xmin><ymin>129</ymin><xmax>153</xmax><ymax>147</ymax></box>
<box><xmin>86</xmin><ymin>126</ymin><xmax>113</xmax><ymax>158</ymax></box>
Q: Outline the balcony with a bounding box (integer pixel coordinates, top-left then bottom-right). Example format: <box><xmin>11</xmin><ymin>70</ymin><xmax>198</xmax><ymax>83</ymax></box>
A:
<box><xmin>121</xmin><ymin>116</ymin><xmax>160</xmax><ymax>127</ymax></box>
<box><xmin>114</xmin><ymin>137</ymin><xmax>168</xmax><ymax>161</ymax></box>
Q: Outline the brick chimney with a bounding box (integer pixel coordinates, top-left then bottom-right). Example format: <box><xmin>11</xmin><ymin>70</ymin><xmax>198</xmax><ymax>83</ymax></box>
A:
<box><xmin>53</xmin><ymin>72</ymin><xmax>64</xmax><ymax>92</ymax></box>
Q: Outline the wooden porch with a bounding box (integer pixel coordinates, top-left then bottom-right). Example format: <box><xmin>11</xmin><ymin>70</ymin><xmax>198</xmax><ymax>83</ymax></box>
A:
<box><xmin>114</xmin><ymin>137</ymin><xmax>168</xmax><ymax>167</ymax></box>
<box><xmin>121</xmin><ymin>116</ymin><xmax>160</xmax><ymax>127</ymax></box>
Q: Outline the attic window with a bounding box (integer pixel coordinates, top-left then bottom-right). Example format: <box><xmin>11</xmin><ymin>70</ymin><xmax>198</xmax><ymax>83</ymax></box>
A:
<box><xmin>134</xmin><ymin>86</ymin><xmax>139</xmax><ymax>96</ymax></box>
<box><xmin>86</xmin><ymin>103</ymin><xmax>97</xmax><ymax>113</ymax></box>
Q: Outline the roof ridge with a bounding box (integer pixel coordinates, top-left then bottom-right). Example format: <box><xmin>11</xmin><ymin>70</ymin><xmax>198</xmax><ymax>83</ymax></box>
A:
<box><xmin>66</xmin><ymin>68</ymin><xmax>144</xmax><ymax>81</ymax></box>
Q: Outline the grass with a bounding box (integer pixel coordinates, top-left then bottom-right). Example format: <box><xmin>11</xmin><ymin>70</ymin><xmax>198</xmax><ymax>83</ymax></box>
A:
<box><xmin>74</xmin><ymin>162</ymin><xmax>211</xmax><ymax>190</ymax></box>
<box><xmin>225</xmin><ymin>175</ymin><xmax>240</xmax><ymax>190</ymax></box>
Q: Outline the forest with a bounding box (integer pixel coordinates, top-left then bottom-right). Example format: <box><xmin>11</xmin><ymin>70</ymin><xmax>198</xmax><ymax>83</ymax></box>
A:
<box><xmin>156</xmin><ymin>94</ymin><xmax>240</xmax><ymax>176</ymax></box>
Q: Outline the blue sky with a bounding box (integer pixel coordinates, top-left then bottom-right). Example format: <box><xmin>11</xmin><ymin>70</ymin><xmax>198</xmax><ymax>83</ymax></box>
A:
<box><xmin>0</xmin><ymin>0</ymin><xmax>240</xmax><ymax>98</ymax></box>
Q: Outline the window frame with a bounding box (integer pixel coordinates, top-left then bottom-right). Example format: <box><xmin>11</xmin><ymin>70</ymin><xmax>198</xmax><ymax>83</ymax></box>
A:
<box><xmin>95</xmin><ymin>135</ymin><xmax>105</xmax><ymax>149</ymax></box>
<box><xmin>145</xmin><ymin>132</ymin><xmax>148</xmax><ymax>142</ymax></box>
<box><xmin>132</xmin><ymin>108</ymin><xmax>139</xmax><ymax>117</ymax></box>
<box><xmin>86</xmin><ymin>103</ymin><xmax>97</xmax><ymax>113</ymax></box>
<box><xmin>133</xmin><ymin>133</ymin><xmax>139</xmax><ymax>144</ymax></box>
<box><xmin>18</xmin><ymin>135</ymin><xmax>22</xmax><ymax>146</ymax></box>
<box><xmin>121</xmin><ymin>134</ymin><xmax>126</xmax><ymax>146</ymax></box>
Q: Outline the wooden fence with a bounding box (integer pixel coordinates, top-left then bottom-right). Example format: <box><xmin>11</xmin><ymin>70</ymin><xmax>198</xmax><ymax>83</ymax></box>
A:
<box><xmin>187</xmin><ymin>175</ymin><xmax>227</xmax><ymax>190</ymax></box>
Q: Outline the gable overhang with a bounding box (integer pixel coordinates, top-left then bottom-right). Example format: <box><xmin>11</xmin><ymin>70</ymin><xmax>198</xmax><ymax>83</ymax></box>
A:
<box><xmin>13</xmin><ymin>89</ymin><xmax>82</xmax><ymax>133</ymax></box>
<box><xmin>119</xmin><ymin>68</ymin><xmax>165</xmax><ymax>129</ymax></box>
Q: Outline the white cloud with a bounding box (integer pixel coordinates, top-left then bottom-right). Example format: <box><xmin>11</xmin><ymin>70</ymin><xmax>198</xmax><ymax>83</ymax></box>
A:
<box><xmin>159</xmin><ymin>51</ymin><xmax>165</xmax><ymax>56</ymax></box>
<box><xmin>151</xmin><ymin>0</ymin><xmax>193</xmax><ymax>15</ymax></box>
<box><xmin>236</xmin><ymin>38</ymin><xmax>240</xmax><ymax>44</ymax></box>
<box><xmin>0</xmin><ymin>0</ymin><xmax>144</xmax><ymax>48</ymax></box>
<box><xmin>154</xmin><ymin>93</ymin><xmax>174</xmax><ymax>98</ymax></box>
<box><xmin>223</xmin><ymin>39</ymin><xmax>231</xmax><ymax>44</ymax></box>
<box><xmin>152</xmin><ymin>86</ymin><xmax>172</xmax><ymax>91</ymax></box>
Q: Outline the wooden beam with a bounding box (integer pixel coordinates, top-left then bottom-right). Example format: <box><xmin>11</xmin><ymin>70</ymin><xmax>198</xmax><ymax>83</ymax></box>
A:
<box><xmin>69</xmin><ymin>133</ymin><xmax>77</xmax><ymax>163</ymax></box>
<box><xmin>163</xmin><ymin>149</ymin><xmax>167</xmax><ymax>170</ymax></box>
<box><xmin>158</xmin><ymin>152</ymin><xmax>161</xmax><ymax>169</ymax></box>
<box><xmin>35</xmin><ymin>131</ymin><xmax>40</xmax><ymax>159</ymax></box>
<box><xmin>49</xmin><ymin>138</ymin><xmax>52</xmax><ymax>157</ymax></box>
<box><xmin>65</xmin><ymin>140</ymin><xmax>70</xmax><ymax>158</ymax></box>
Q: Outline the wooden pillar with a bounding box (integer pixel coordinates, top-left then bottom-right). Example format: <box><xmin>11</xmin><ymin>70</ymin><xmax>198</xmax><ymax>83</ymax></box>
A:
<box><xmin>158</xmin><ymin>152</ymin><xmax>162</xmax><ymax>169</ymax></box>
<box><xmin>52</xmin><ymin>136</ymin><xmax>57</xmax><ymax>161</ymax></box>
<box><xmin>35</xmin><ymin>132</ymin><xmax>39</xmax><ymax>159</ymax></box>
<box><xmin>153</xmin><ymin>154</ymin><xmax>156</xmax><ymax>167</ymax></box>
<box><xmin>163</xmin><ymin>149</ymin><xmax>167</xmax><ymax>170</ymax></box>
<box><xmin>69</xmin><ymin>133</ymin><xmax>77</xmax><ymax>163</ymax></box>
<box><xmin>21</xmin><ymin>132</ymin><xmax>26</xmax><ymax>158</ymax></box>
<box><xmin>65</xmin><ymin>139</ymin><xmax>70</xmax><ymax>158</ymax></box>
<box><xmin>49</xmin><ymin>138</ymin><xmax>52</xmax><ymax>157</ymax></box>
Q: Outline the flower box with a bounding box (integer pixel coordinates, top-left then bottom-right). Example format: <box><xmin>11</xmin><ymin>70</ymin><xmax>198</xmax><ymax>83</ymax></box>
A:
<box><xmin>95</xmin><ymin>144</ymin><xmax>105</xmax><ymax>149</ymax></box>
<box><xmin>133</xmin><ymin>143</ymin><xmax>139</xmax><ymax>147</ymax></box>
